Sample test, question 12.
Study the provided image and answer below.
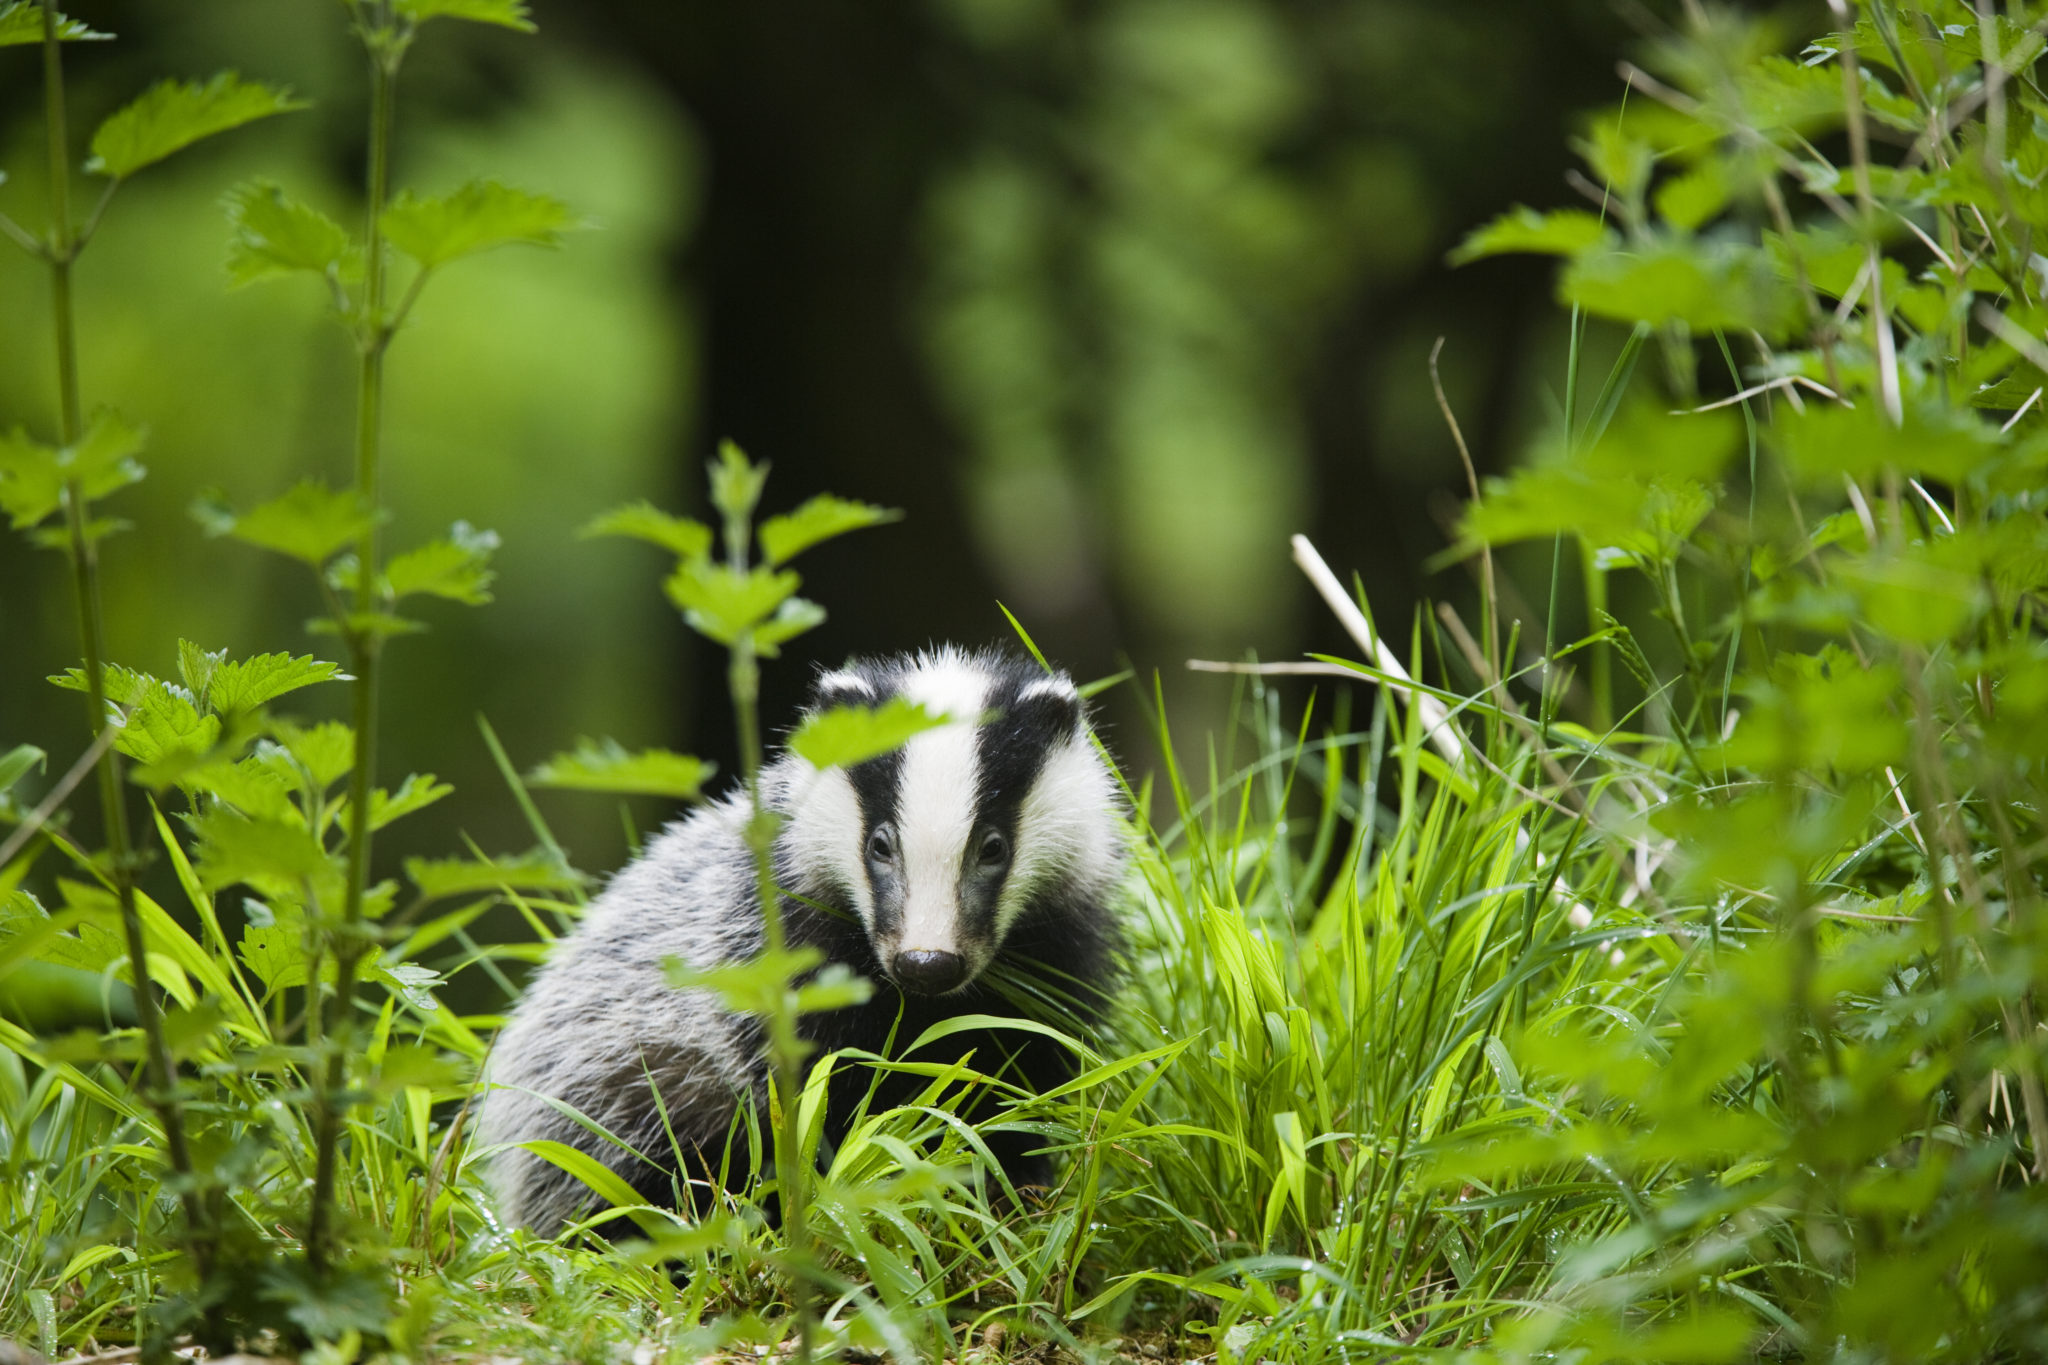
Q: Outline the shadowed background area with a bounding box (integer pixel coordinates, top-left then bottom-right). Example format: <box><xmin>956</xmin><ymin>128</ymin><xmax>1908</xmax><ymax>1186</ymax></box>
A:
<box><xmin>1</xmin><ymin>0</ymin><xmax>1651</xmax><ymax>899</ymax></box>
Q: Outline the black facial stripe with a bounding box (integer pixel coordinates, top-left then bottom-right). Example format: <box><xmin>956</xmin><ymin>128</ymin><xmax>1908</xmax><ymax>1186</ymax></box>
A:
<box><xmin>963</xmin><ymin>677</ymin><xmax>1079</xmax><ymax>935</ymax></box>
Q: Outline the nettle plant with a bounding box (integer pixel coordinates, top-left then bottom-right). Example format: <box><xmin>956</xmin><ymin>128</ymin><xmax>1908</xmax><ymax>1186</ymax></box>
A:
<box><xmin>0</xmin><ymin>2</ymin><xmax>948</xmax><ymax>1355</ymax></box>
<box><xmin>1438</xmin><ymin>1</ymin><xmax>2048</xmax><ymax>1356</ymax></box>
<box><xmin>0</xmin><ymin>0</ymin><xmax>590</xmax><ymax>1350</ymax></box>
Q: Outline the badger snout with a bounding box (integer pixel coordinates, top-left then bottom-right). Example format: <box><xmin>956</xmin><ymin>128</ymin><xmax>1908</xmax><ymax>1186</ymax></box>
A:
<box><xmin>893</xmin><ymin>948</ymin><xmax>967</xmax><ymax>995</ymax></box>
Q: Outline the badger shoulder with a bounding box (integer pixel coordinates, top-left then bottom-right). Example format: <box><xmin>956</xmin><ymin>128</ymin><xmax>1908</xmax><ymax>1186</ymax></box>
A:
<box><xmin>477</xmin><ymin>794</ymin><xmax>765</xmax><ymax>1231</ymax></box>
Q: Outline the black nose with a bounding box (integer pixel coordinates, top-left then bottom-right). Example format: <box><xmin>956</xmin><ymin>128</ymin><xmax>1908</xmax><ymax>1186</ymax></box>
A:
<box><xmin>893</xmin><ymin>949</ymin><xmax>967</xmax><ymax>995</ymax></box>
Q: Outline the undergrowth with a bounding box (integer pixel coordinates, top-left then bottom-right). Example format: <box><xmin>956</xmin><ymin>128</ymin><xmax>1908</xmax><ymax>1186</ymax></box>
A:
<box><xmin>5</xmin><ymin>1</ymin><xmax>2048</xmax><ymax>1362</ymax></box>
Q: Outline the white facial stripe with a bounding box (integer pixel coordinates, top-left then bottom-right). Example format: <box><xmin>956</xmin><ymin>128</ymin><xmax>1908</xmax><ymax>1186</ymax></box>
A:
<box><xmin>994</xmin><ymin>731</ymin><xmax>1119</xmax><ymax>938</ymax></box>
<box><xmin>892</xmin><ymin>653</ymin><xmax>989</xmax><ymax>954</ymax></box>
<box><xmin>781</xmin><ymin>765</ymin><xmax>875</xmax><ymax>927</ymax></box>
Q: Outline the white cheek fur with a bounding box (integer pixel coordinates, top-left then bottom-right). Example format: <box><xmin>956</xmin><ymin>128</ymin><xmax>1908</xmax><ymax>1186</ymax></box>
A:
<box><xmin>996</xmin><ymin>732</ymin><xmax>1121</xmax><ymax>939</ymax></box>
<box><xmin>781</xmin><ymin>765</ymin><xmax>874</xmax><ymax>928</ymax></box>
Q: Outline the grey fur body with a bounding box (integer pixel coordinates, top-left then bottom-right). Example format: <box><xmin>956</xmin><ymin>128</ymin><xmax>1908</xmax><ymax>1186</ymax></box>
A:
<box><xmin>480</xmin><ymin>647</ymin><xmax>1125</xmax><ymax>1235</ymax></box>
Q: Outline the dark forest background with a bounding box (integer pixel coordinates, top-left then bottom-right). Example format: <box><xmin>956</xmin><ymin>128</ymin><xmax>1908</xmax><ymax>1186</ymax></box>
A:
<box><xmin>0</xmin><ymin>0</ymin><xmax>1670</xmax><ymax>898</ymax></box>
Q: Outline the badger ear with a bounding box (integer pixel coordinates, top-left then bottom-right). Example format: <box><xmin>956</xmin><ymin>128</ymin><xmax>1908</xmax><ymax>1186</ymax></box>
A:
<box><xmin>810</xmin><ymin>667</ymin><xmax>877</xmax><ymax>711</ymax></box>
<box><xmin>1011</xmin><ymin>675</ymin><xmax>1083</xmax><ymax>742</ymax></box>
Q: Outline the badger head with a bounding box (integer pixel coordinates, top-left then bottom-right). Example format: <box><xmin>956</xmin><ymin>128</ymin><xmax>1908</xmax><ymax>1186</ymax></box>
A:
<box><xmin>778</xmin><ymin>647</ymin><xmax>1122</xmax><ymax>996</ymax></box>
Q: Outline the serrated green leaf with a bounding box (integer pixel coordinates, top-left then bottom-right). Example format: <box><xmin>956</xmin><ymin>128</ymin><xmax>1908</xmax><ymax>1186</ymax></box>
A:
<box><xmin>266</xmin><ymin>720</ymin><xmax>355</xmax><ymax>792</ymax></box>
<box><xmin>1563</xmin><ymin>239</ymin><xmax>1803</xmax><ymax>339</ymax></box>
<box><xmin>205</xmin><ymin>651</ymin><xmax>348</xmax><ymax>714</ymax></box>
<box><xmin>115</xmin><ymin>680</ymin><xmax>221</xmax><ymax>772</ymax></box>
<box><xmin>189</xmin><ymin>807</ymin><xmax>338</xmax><ymax>897</ymax></box>
<box><xmin>1654</xmin><ymin>161</ymin><xmax>1730</xmax><ymax>233</ymax></box>
<box><xmin>0</xmin><ymin>412</ymin><xmax>146</xmax><ymax>530</ymax></box>
<box><xmin>1772</xmin><ymin>400</ymin><xmax>2001</xmax><ymax>486</ymax></box>
<box><xmin>238</xmin><ymin>922</ymin><xmax>306</xmax><ymax>992</ymax></box>
<box><xmin>383</xmin><ymin>522</ymin><xmax>499</xmax><ymax>604</ymax></box>
<box><xmin>578</xmin><ymin>501</ymin><xmax>713</xmax><ymax>559</ymax></box>
<box><xmin>87</xmin><ymin>74</ymin><xmax>304</xmax><ymax>180</ymax></box>
<box><xmin>0</xmin><ymin>1</ymin><xmax>102</xmax><ymax>44</ymax></box>
<box><xmin>528</xmin><ymin>739</ymin><xmax>712</xmax><ymax>801</ymax></box>
<box><xmin>381</xmin><ymin>180</ymin><xmax>576</xmax><ymax>270</ymax></box>
<box><xmin>47</xmin><ymin>661</ymin><xmax>156</xmax><ymax>708</ymax></box>
<box><xmin>404</xmin><ymin>850</ymin><xmax>584</xmax><ymax>901</ymax></box>
<box><xmin>793</xmin><ymin>961</ymin><xmax>874</xmax><ymax>1014</ymax></box>
<box><xmin>663</xmin><ymin>560</ymin><xmax>799</xmax><ymax>645</ymax></box>
<box><xmin>0</xmin><ymin>3</ymin><xmax>111</xmax><ymax>46</ymax></box>
<box><xmin>176</xmin><ymin>640</ymin><xmax>225</xmax><ymax>705</ymax></box>
<box><xmin>667</xmin><ymin>945</ymin><xmax>825</xmax><ymax>1017</ymax></box>
<box><xmin>393</xmin><ymin>0</ymin><xmax>535</xmax><ymax>31</ymax></box>
<box><xmin>789</xmin><ymin>698</ymin><xmax>950</xmax><ymax>771</ymax></box>
<box><xmin>223</xmin><ymin>179</ymin><xmax>357</xmax><ymax>288</ymax></box>
<box><xmin>1448</xmin><ymin>206</ymin><xmax>1614</xmax><ymax>266</ymax></box>
<box><xmin>752</xmin><ymin>596</ymin><xmax>826</xmax><ymax>658</ymax></box>
<box><xmin>366</xmin><ymin>773</ymin><xmax>453</xmax><ymax>831</ymax></box>
<box><xmin>182</xmin><ymin>757</ymin><xmax>300</xmax><ymax>824</ymax></box>
<box><xmin>708</xmin><ymin>440</ymin><xmax>768</xmax><ymax>528</ymax></box>
<box><xmin>758</xmin><ymin>494</ymin><xmax>902</xmax><ymax>566</ymax></box>
<box><xmin>200</xmin><ymin>480</ymin><xmax>381</xmax><ymax>565</ymax></box>
<box><xmin>305</xmin><ymin>609</ymin><xmax>426</xmax><ymax>642</ymax></box>
<box><xmin>371</xmin><ymin>960</ymin><xmax>444</xmax><ymax>1012</ymax></box>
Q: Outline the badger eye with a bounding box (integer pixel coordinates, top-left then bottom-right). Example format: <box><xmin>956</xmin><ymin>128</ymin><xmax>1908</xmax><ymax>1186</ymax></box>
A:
<box><xmin>866</xmin><ymin>825</ymin><xmax>897</xmax><ymax>865</ymax></box>
<box><xmin>977</xmin><ymin>829</ymin><xmax>1009</xmax><ymax>868</ymax></box>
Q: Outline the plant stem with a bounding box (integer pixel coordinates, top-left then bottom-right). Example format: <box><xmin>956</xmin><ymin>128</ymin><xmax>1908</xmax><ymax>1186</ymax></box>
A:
<box><xmin>309</xmin><ymin>21</ymin><xmax>399</xmax><ymax>1276</ymax></box>
<box><xmin>729</xmin><ymin>639</ymin><xmax>815</xmax><ymax>1365</ymax></box>
<box><xmin>41</xmin><ymin>3</ymin><xmax>209</xmax><ymax>1273</ymax></box>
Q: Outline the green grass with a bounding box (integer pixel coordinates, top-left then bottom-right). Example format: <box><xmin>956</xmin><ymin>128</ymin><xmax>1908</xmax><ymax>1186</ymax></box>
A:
<box><xmin>9</xmin><ymin>1</ymin><xmax>2048</xmax><ymax>1360</ymax></box>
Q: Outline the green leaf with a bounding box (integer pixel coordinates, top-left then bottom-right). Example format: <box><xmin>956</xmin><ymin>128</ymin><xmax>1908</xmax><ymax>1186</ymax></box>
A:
<box><xmin>116</xmin><ymin>680</ymin><xmax>222</xmax><ymax>772</ymax></box>
<box><xmin>198</xmin><ymin>479</ymin><xmax>381</xmax><ymax>565</ymax></box>
<box><xmin>384</xmin><ymin>522</ymin><xmax>499</xmax><ymax>605</ymax></box>
<box><xmin>528</xmin><ymin>739</ymin><xmax>713</xmax><ymax>801</ymax></box>
<box><xmin>371</xmin><ymin>960</ymin><xmax>444</xmax><ymax>1013</ymax></box>
<box><xmin>708</xmin><ymin>440</ymin><xmax>768</xmax><ymax>528</ymax></box>
<box><xmin>667</xmin><ymin>945</ymin><xmax>824</xmax><ymax>1018</ymax></box>
<box><xmin>0</xmin><ymin>744</ymin><xmax>44</xmax><ymax>797</ymax></box>
<box><xmin>792</xmin><ymin>961</ymin><xmax>874</xmax><ymax>1014</ymax></box>
<box><xmin>789</xmin><ymin>698</ymin><xmax>950</xmax><ymax>770</ymax></box>
<box><xmin>0</xmin><ymin>411</ymin><xmax>146</xmax><ymax>530</ymax></box>
<box><xmin>758</xmin><ymin>494</ymin><xmax>903</xmax><ymax>566</ymax></box>
<box><xmin>515</xmin><ymin>1140</ymin><xmax>665</xmax><ymax>1235</ymax></box>
<box><xmin>366</xmin><ymin>773</ymin><xmax>453</xmax><ymax>831</ymax></box>
<box><xmin>87</xmin><ymin>74</ymin><xmax>304</xmax><ymax>180</ymax></box>
<box><xmin>1563</xmin><ymin>238</ymin><xmax>1803</xmax><ymax>339</ymax></box>
<box><xmin>181</xmin><ymin>757</ymin><xmax>299</xmax><ymax>824</ymax></box>
<box><xmin>1654</xmin><ymin>161</ymin><xmax>1730</xmax><ymax>233</ymax></box>
<box><xmin>46</xmin><ymin>661</ymin><xmax>156</xmax><ymax>707</ymax></box>
<box><xmin>1772</xmin><ymin>400</ymin><xmax>2002</xmax><ymax>486</ymax></box>
<box><xmin>1448</xmin><ymin>206</ymin><xmax>1613</xmax><ymax>266</ymax></box>
<box><xmin>204</xmin><ymin>650</ymin><xmax>348</xmax><ymax>714</ymax></box>
<box><xmin>223</xmin><ymin>179</ymin><xmax>357</xmax><ymax>288</ymax></box>
<box><xmin>578</xmin><ymin>501</ymin><xmax>714</xmax><ymax>560</ymax></box>
<box><xmin>663</xmin><ymin>560</ymin><xmax>799</xmax><ymax>645</ymax></box>
<box><xmin>751</xmin><ymin>596</ymin><xmax>826</xmax><ymax>658</ymax></box>
<box><xmin>268</xmin><ymin>720</ymin><xmax>355</xmax><ymax>792</ymax></box>
<box><xmin>1460</xmin><ymin>404</ymin><xmax>1738</xmax><ymax>555</ymax></box>
<box><xmin>0</xmin><ymin>3</ymin><xmax>111</xmax><ymax>45</ymax></box>
<box><xmin>393</xmin><ymin>0</ymin><xmax>536</xmax><ymax>31</ymax></box>
<box><xmin>189</xmin><ymin>807</ymin><xmax>339</xmax><ymax>898</ymax></box>
<box><xmin>381</xmin><ymin>180</ymin><xmax>577</xmax><ymax>270</ymax></box>
<box><xmin>238</xmin><ymin>921</ymin><xmax>304</xmax><ymax>991</ymax></box>
<box><xmin>404</xmin><ymin>850</ymin><xmax>585</xmax><ymax>901</ymax></box>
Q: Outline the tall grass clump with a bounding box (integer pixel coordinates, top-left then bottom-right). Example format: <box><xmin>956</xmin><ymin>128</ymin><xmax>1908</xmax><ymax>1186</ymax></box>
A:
<box><xmin>4</xmin><ymin>2</ymin><xmax>2047</xmax><ymax>1363</ymax></box>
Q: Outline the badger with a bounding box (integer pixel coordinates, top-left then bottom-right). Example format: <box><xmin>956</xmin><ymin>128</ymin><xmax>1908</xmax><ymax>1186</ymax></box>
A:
<box><xmin>478</xmin><ymin>646</ymin><xmax>1127</xmax><ymax>1235</ymax></box>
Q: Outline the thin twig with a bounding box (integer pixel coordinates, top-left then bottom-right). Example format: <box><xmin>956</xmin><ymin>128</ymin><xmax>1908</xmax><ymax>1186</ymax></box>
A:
<box><xmin>0</xmin><ymin>723</ymin><xmax>117</xmax><ymax>869</ymax></box>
